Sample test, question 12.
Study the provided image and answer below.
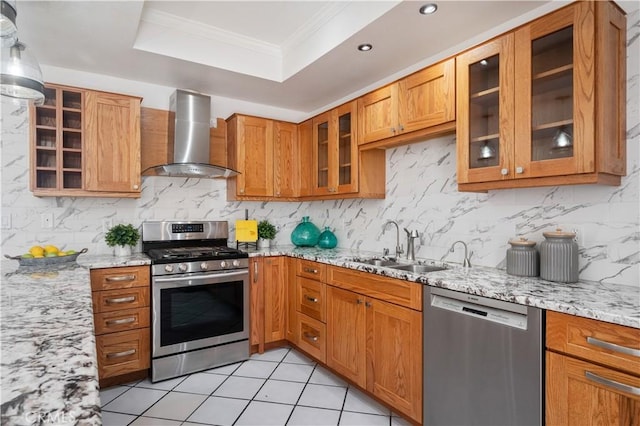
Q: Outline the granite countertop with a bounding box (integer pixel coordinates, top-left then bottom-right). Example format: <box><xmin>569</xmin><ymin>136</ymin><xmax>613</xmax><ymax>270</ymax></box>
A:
<box><xmin>0</xmin><ymin>254</ymin><xmax>151</xmax><ymax>426</ymax></box>
<box><xmin>249</xmin><ymin>246</ymin><xmax>640</xmax><ymax>329</ymax></box>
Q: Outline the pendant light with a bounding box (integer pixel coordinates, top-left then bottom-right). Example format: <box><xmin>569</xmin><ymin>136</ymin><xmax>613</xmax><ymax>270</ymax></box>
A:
<box><xmin>0</xmin><ymin>0</ymin><xmax>45</xmax><ymax>104</ymax></box>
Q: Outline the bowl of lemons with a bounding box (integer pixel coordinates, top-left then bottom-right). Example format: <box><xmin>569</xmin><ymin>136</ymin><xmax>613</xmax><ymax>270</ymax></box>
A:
<box><xmin>5</xmin><ymin>245</ymin><xmax>88</xmax><ymax>266</ymax></box>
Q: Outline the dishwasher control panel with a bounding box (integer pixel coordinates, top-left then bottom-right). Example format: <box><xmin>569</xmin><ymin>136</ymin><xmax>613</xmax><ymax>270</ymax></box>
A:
<box><xmin>431</xmin><ymin>294</ymin><xmax>528</xmax><ymax>330</ymax></box>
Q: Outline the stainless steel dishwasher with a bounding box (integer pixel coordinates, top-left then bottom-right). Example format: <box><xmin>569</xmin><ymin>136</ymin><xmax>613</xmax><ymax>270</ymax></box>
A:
<box><xmin>424</xmin><ymin>286</ymin><xmax>543</xmax><ymax>426</ymax></box>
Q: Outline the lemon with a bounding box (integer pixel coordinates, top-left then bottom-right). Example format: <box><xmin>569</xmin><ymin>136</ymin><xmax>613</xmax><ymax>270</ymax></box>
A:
<box><xmin>29</xmin><ymin>246</ymin><xmax>44</xmax><ymax>257</ymax></box>
<box><xmin>33</xmin><ymin>255</ymin><xmax>44</xmax><ymax>258</ymax></box>
<box><xmin>44</xmin><ymin>252</ymin><xmax>58</xmax><ymax>257</ymax></box>
<box><xmin>21</xmin><ymin>253</ymin><xmax>34</xmax><ymax>259</ymax></box>
<box><xmin>66</xmin><ymin>249</ymin><xmax>77</xmax><ymax>255</ymax></box>
<box><xmin>58</xmin><ymin>251</ymin><xmax>67</xmax><ymax>256</ymax></box>
<box><xmin>44</xmin><ymin>245</ymin><xmax>59</xmax><ymax>255</ymax></box>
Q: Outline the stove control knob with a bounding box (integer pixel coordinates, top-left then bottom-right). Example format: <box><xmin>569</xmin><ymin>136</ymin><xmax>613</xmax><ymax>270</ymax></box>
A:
<box><xmin>232</xmin><ymin>260</ymin><xmax>240</xmax><ymax>267</ymax></box>
<box><xmin>220</xmin><ymin>261</ymin><xmax>227</xmax><ymax>268</ymax></box>
<box><xmin>178</xmin><ymin>263</ymin><xmax>188</xmax><ymax>272</ymax></box>
<box><xmin>164</xmin><ymin>264</ymin><xmax>174</xmax><ymax>273</ymax></box>
<box><xmin>200</xmin><ymin>262</ymin><xmax>209</xmax><ymax>271</ymax></box>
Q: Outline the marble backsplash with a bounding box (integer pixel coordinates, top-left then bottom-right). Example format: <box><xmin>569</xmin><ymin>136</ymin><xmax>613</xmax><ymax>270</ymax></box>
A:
<box><xmin>2</xmin><ymin>9</ymin><xmax>638</xmax><ymax>288</ymax></box>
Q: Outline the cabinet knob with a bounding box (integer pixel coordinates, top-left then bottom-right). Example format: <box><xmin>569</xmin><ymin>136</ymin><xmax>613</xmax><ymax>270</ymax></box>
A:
<box><xmin>133</xmin><ymin>184</ymin><xmax>139</xmax><ymax>190</ymax></box>
<box><xmin>516</xmin><ymin>166</ymin><xmax>524</xmax><ymax>174</ymax></box>
<box><xmin>276</xmin><ymin>191</ymin><xmax>280</xmax><ymax>196</ymax></box>
<box><xmin>399</xmin><ymin>124</ymin><xmax>404</xmax><ymax>132</ymax></box>
<box><xmin>240</xmin><ymin>189</ymin><xmax>245</xmax><ymax>194</ymax></box>
<box><xmin>391</xmin><ymin>127</ymin><xmax>396</xmax><ymax>134</ymax></box>
<box><xmin>500</xmin><ymin>168</ymin><xmax>509</xmax><ymax>176</ymax></box>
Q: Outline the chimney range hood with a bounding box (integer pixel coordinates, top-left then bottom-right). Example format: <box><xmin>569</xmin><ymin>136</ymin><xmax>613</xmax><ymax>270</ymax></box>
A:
<box><xmin>142</xmin><ymin>89</ymin><xmax>238</xmax><ymax>179</ymax></box>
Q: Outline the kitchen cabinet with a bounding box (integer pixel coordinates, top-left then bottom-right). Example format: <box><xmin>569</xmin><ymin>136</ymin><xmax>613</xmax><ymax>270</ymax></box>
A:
<box><xmin>227</xmin><ymin>114</ymin><xmax>299</xmax><ymax>200</ymax></box>
<box><xmin>457</xmin><ymin>1</ymin><xmax>627</xmax><ymax>192</ymax></box>
<box><xmin>546</xmin><ymin>311</ymin><xmax>640</xmax><ymax>425</ymax></box>
<box><xmin>312</xmin><ymin>101</ymin><xmax>358</xmax><ymax>195</ymax></box>
<box><xmin>90</xmin><ymin>265</ymin><xmax>150</xmax><ymax>386</ymax></box>
<box><xmin>309</xmin><ymin>101</ymin><xmax>386</xmax><ymax>198</ymax></box>
<box><xmin>357</xmin><ymin>58</ymin><xmax>456</xmax><ymax>148</ymax></box>
<box><xmin>293</xmin><ymin>259</ymin><xmax>328</xmax><ymax>362</ymax></box>
<box><xmin>326</xmin><ymin>266</ymin><xmax>422</xmax><ymax>423</ymax></box>
<box><xmin>249</xmin><ymin>256</ymin><xmax>287</xmax><ymax>353</ymax></box>
<box><xmin>30</xmin><ymin>83</ymin><xmax>142</xmax><ymax>197</ymax></box>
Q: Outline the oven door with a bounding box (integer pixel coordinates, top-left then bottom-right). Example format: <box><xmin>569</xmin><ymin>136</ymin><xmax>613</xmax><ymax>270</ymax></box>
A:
<box><xmin>152</xmin><ymin>269</ymin><xmax>249</xmax><ymax>358</ymax></box>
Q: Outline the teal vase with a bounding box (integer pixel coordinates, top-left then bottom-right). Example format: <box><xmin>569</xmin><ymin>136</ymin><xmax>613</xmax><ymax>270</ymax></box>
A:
<box><xmin>318</xmin><ymin>227</ymin><xmax>338</xmax><ymax>249</ymax></box>
<box><xmin>291</xmin><ymin>216</ymin><xmax>320</xmax><ymax>247</ymax></box>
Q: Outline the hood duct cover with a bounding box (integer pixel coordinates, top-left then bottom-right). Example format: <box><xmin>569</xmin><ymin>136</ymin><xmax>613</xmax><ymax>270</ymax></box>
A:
<box><xmin>142</xmin><ymin>89</ymin><xmax>239</xmax><ymax>179</ymax></box>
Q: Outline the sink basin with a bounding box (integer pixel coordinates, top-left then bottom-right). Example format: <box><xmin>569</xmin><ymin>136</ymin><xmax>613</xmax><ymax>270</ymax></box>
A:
<box><xmin>389</xmin><ymin>264</ymin><xmax>448</xmax><ymax>273</ymax></box>
<box><xmin>359</xmin><ymin>258</ymin><xmax>399</xmax><ymax>267</ymax></box>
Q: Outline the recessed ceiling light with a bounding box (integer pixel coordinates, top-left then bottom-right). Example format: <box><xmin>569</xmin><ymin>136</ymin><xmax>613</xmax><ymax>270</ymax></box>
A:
<box><xmin>357</xmin><ymin>43</ymin><xmax>373</xmax><ymax>52</ymax></box>
<box><xmin>419</xmin><ymin>3</ymin><xmax>438</xmax><ymax>15</ymax></box>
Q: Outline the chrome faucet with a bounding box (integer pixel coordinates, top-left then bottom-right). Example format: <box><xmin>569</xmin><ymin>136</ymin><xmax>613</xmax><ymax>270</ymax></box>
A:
<box><xmin>383</xmin><ymin>220</ymin><xmax>403</xmax><ymax>259</ymax></box>
<box><xmin>404</xmin><ymin>228</ymin><xmax>419</xmax><ymax>261</ymax></box>
<box><xmin>449</xmin><ymin>240</ymin><xmax>472</xmax><ymax>267</ymax></box>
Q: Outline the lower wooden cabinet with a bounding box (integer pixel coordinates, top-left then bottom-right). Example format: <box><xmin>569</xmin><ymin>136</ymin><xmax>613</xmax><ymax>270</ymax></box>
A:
<box><xmin>546</xmin><ymin>311</ymin><xmax>640</xmax><ymax>425</ymax></box>
<box><xmin>546</xmin><ymin>351</ymin><xmax>640</xmax><ymax>425</ymax></box>
<box><xmin>250</xmin><ymin>256</ymin><xmax>287</xmax><ymax>353</ymax></box>
<box><xmin>325</xmin><ymin>262</ymin><xmax>423</xmax><ymax>423</ymax></box>
<box><xmin>90</xmin><ymin>265</ymin><xmax>150</xmax><ymax>385</ymax></box>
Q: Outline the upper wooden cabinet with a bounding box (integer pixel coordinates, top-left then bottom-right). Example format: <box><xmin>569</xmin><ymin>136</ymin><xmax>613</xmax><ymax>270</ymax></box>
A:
<box><xmin>457</xmin><ymin>1</ymin><xmax>627</xmax><ymax>192</ymax></box>
<box><xmin>312</xmin><ymin>101</ymin><xmax>358</xmax><ymax>195</ymax></box>
<box><xmin>358</xmin><ymin>58</ymin><xmax>456</xmax><ymax>148</ymax></box>
<box><xmin>227</xmin><ymin>114</ymin><xmax>300</xmax><ymax>200</ymax></box>
<box><xmin>30</xmin><ymin>83</ymin><xmax>141</xmax><ymax>197</ymax></box>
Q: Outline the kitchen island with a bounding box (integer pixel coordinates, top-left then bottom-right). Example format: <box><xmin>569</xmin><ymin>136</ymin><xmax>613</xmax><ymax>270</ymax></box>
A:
<box><xmin>0</xmin><ymin>254</ymin><xmax>149</xmax><ymax>426</ymax></box>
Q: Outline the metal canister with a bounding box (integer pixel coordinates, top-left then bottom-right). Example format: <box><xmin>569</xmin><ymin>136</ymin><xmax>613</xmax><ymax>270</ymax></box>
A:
<box><xmin>506</xmin><ymin>238</ymin><xmax>539</xmax><ymax>277</ymax></box>
<box><xmin>539</xmin><ymin>229</ymin><xmax>579</xmax><ymax>283</ymax></box>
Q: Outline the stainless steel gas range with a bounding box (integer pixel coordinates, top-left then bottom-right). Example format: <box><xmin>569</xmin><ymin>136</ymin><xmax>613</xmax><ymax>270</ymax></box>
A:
<box><xmin>142</xmin><ymin>220</ymin><xmax>250</xmax><ymax>382</ymax></box>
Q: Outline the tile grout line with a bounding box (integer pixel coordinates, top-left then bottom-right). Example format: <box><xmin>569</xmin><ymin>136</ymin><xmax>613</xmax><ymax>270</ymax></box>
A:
<box><xmin>284</xmin><ymin>354</ymin><xmax>319</xmax><ymax>425</ymax></box>
<box><xmin>231</xmin><ymin>347</ymin><xmax>293</xmax><ymax>426</ymax></box>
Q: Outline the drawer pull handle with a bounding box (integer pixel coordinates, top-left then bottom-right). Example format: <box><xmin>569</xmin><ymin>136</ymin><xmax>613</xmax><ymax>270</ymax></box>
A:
<box><xmin>587</xmin><ymin>337</ymin><xmax>640</xmax><ymax>358</ymax></box>
<box><xmin>106</xmin><ymin>348</ymin><xmax>136</xmax><ymax>359</ymax></box>
<box><xmin>303</xmin><ymin>267</ymin><xmax>318</xmax><ymax>274</ymax></box>
<box><xmin>304</xmin><ymin>295</ymin><xmax>319</xmax><ymax>303</ymax></box>
<box><xmin>303</xmin><ymin>332</ymin><xmax>319</xmax><ymax>342</ymax></box>
<box><xmin>105</xmin><ymin>296</ymin><xmax>136</xmax><ymax>304</ymax></box>
<box><xmin>106</xmin><ymin>274</ymin><xmax>136</xmax><ymax>282</ymax></box>
<box><xmin>585</xmin><ymin>371</ymin><xmax>640</xmax><ymax>396</ymax></box>
<box><xmin>105</xmin><ymin>317</ymin><xmax>136</xmax><ymax>326</ymax></box>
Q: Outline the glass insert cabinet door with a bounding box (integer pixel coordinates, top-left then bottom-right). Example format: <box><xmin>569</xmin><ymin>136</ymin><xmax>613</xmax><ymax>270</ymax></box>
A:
<box><xmin>513</xmin><ymin>3</ymin><xmax>594</xmax><ymax>179</ymax></box>
<box><xmin>312</xmin><ymin>101</ymin><xmax>358</xmax><ymax>195</ymax></box>
<box><xmin>456</xmin><ymin>34</ymin><xmax>514</xmax><ymax>184</ymax></box>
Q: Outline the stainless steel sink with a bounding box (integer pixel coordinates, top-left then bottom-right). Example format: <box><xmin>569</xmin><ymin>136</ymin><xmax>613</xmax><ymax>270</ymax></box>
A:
<box><xmin>359</xmin><ymin>258</ymin><xmax>399</xmax><ymax>267</ymax></box>
<box><xmin>389</xmin><ymin>264</ymin><xmax>447</xmax><ymax>273</ymax></box>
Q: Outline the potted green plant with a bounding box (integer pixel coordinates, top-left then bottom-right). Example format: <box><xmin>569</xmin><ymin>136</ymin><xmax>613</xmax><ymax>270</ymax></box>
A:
<box><xmin>105</xmin><ymin>223</ymin><xmax>140</xmax><ymax>257</ymax></box>
<box><xmin>257</xmin><ymin>220</ymin><xmax>277</xmax><ymax>249</ymax></box>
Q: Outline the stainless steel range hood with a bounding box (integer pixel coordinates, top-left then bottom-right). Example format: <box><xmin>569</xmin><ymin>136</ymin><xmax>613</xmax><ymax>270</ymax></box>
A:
<box><xmin>142</xmin><ymin>89</ymin><xmax>238</xmax><ymax>179</ymax></box>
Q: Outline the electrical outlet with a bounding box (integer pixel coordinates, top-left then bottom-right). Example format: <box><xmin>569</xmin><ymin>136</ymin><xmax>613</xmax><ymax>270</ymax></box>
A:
<box><xmin>102</xmin><ymin>219</ymin><xmax>113</xmax><ymax>233</ymax></box>
<box><xmin>1</xmin><ymin>215</ymin><xmax>11</xmax><ymax>229</ymax></box>
<box><xmin>41</xmin><ymin>213</ymin><xmax>54</xmax><ymax>229</ymax></box>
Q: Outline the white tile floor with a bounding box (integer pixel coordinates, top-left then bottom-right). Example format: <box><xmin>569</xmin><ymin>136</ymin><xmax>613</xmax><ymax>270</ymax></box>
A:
<box><xmin>100</xmin><ymin>347</ymin><xmax>412</xmax><ymax>426</ymax></box>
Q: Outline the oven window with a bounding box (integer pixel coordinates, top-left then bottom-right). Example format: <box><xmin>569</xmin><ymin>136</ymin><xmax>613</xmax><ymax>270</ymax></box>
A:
<box><xmin>160</xmin><ymin>280</ymin><xmax>244</xmax><ymax>347</ymax></box>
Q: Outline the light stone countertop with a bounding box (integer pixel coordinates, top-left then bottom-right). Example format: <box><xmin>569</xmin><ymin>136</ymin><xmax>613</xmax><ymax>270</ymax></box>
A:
<box><xmin>249</xmin><ymin>245</ymin><xmax>640</xmax><ymax>329</ymax></box>
<box><xmin>0</xmin><ymin>254</ymin><xmax>151</xmax><ymax>426</ymax></box>
<box><xmin>1</xmin><ymin>245</ymin><xmax>638</xmax><ymax>425</ymax></box>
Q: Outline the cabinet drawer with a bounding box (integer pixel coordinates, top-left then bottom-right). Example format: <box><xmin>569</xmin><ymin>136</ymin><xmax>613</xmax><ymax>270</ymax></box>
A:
<box><xmin>91</xmin><ymin>265</ymin><xmax>150</xmax><ymax>291</ymax></box>
<box><xmin>92</xmin><ymin>287</ymin><xmax>150</xmax><ymax>313</ymax></box>
<box><xmin>547</xmin><ymin>311</ymin><xmax>640</xmax><ymax>376</ymax></box>
<box><xmin>327</xmin><ymin>265</ymin><xmax>422</xmax><ymax>311</ymax></box>
<box><xmin>96</xmin><ymin>328</ymin><xmax>150</xmax><ymax>379</ymax></box>
<box><xmin>297</xmin><ymin>277</ymin><xmax>325</xmax><ymax>322</ymax></box>
<box><xmin>296</xmin><ymin>260</ymin><xmax>326</xmax><ymax>282</ymax></box>
<box><xmin>94</xmin><ymin>307</ymin><xmax>150</xmax><ymax>335</ymax></box>
<box><xmin>297</xmin><ymin>313</ymin><xmax>326</xmax><ymax>364</ymax></box>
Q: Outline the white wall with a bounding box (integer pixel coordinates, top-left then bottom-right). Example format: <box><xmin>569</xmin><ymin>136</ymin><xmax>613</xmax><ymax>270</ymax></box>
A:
<box><xmin>2</xmin><ymin>9</ymin><xmax>638</xmax><ymax>289</ymax></box>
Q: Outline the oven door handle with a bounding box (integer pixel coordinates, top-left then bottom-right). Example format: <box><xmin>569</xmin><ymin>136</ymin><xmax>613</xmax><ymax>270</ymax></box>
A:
<box><xmin>153</xmin><ymin>270</ymin><xmax>248</xmax><ymax>284</ymax></box>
